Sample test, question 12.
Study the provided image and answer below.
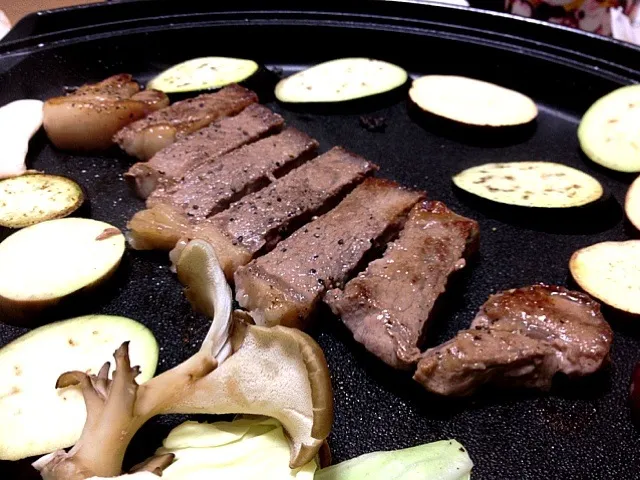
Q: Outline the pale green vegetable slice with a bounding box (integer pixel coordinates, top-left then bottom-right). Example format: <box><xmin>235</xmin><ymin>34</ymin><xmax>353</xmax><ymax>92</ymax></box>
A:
<box><xmin>578</xmin><ymin>84</ymin><xmax>640</xmax><ymax>172</ymax></box>
<box><xmin>626</xmin><ymin>175</ymin><xmax>640</xmax><ymax>230</ymax></box>
<box><xmin>0</xmin><ymin>314</ymin><xmax>158</xmax><ymax>461</ymax></box>
<box><xmin>275</xmin><ymin>58</ymin><xmax>408</xmax><ymax>103</ymax></box>
<box><xmin>148</xmin><ymin>57</ymin><xmax>259</xmax><ymax>93</ymax></box>
<box><xmin>315</xmin><ymin>440</ymin><xmax>472</xmax><ymax>480</ymax></box>
<box><xmin>410</xmin><ymin>75</ymin><xmax>537</xmax><ymax>127</ymax></box>
<box><xmin>570</xmin><ymin>240</ymin><xmax>640</xmax><ymax>315</ymax></box>
<box><xmin>0</xmin><ymin>218</ymin><xmax>125</xmax><ymax>322</ymax></box>
<box><xmin>155</xmin><ymin>418</ymin><xmax>318</xmax><ymax>479</ymax></box>
<box><xmin>453</xmin><ymin>161</ymin><xmax>603</xmax><ymax>208</ymax></box>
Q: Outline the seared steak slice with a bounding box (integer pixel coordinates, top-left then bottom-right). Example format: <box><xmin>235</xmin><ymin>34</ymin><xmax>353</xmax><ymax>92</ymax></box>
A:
<box><xmin>146</xmin><ymin>128</ymin><xmax>319</xmax><ymax>220</ymax></box>
<box><xmin>115</xmin><ymin>83</ymin><xmax>258</xmax><ymax>161</ymax></box>
<box><xmin>325</xmin><ymin>201</ymin><xmax>479</xmax><ymax>370</ymax></box>
<box><xmin>414</xmin><ymin>285</ymin><xmax>613</xmax><ymax>396</ymax></box>
<box><xmin>235</xmin><ymin>178</ymin><xmax>424</xmax><ymax>329</ymax></box>
<box><xmin>470</xmin><ymin>284</ymin><xmax>613</xmax><ymax>376</ymax></box>
<box><xmin>125</xmin><ymin>103</ymin><xmax>283</xmax><ymax>198</ymax></box>
<box><xmin>414</xmin><ymin>329</ymin><xmax>558</xmax><ymax>396</ymax></box>
<box><xmin>192</xmin><ymin>147</ymin><xmax>377</xmax><ymax>277</ymax></box>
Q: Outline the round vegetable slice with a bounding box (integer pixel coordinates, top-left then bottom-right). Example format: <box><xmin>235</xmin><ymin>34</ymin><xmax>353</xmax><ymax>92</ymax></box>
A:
<box><xmin>409</xmin><ymin>75</ymin><xmax>538</xmax><ymax>127</ymax></box>
<box><xmin>570</xmin><ymin>240</ymin><xmax>640</xmax><ymax>315</ymax></box>
<box><xmin>625</xmin><ymin>175</ymin><xmax>640</xmax><ymax>230</ymax></box>
<box><xmin>578</xmin><ymin>84</ymin><xmax>640</xmax><ymax>172</ymax></box>
<box><xmin>148</xmin><ymin>57</ymin><xmax>259</xmax><ymax>93</ymax></box>
<box><xmin>274</xmin><ymin>58</ymin><xmax>408</xmax><ymax>103</ymax></box>
<box><xmin>0</xmin><ymin>218</ymin><xmax>125</xmax><ymax>321</ymax></box>
<box><xmin>453</xmin><ymin>161</ymin><xmax>603</xmax><ymax>208</ymax></box>
<box><xmin>0</xmin><ymin>173</ymin><xmax>85</xmax><ymax>228</ymax></box>
<box><xmin>0</xmin><ymin>314</ymin><xmax>158</xmax><ymax>461</ymax></box>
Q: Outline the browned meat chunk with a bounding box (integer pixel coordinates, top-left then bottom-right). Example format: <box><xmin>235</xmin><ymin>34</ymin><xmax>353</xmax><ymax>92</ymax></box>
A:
<box><xmin>470</xmin><ymin>284</ymin><xmax>613</xmax><ymax>376</ymax></box>
<box><xmin>125</xmin><ymin>103</ymin><xmax>284</xmax><ymax>198</ymax></box>
<box><xmin>190</xmin><ymin>147</ymin><xmax>378</xmax><ymax>277</ymax></box>
<box><xmin>43</xmin><ymin>74</ymin><xmax>169</xmax><ymax>151</ymax></box>
<box><xmin>115</xmin><ymin>83</ymin><xmax>258</xmax><ymax>161</ymax></box>
<box><xmin>414</xmin><ymin>330</ymin><xmax>558</xmax><ymax>395</ymax></box>
<box><xmin>234</xmin><ymin>178</ymin><xmax>424</xmax><ymax>329</ymax></box>
<box><xmin>325</xmin><ymin>201</ymin><xmax>479</xmax><ymax>370</ymax></box>
<box><xmin>146</xmin><ymin>128</ymin><xmax>319</xmax><ymax>220</ymax></box>
<box><xmin>414</xmin><ymin>285</ymin><xmax>613</xmax><ymax>396</ymax></box>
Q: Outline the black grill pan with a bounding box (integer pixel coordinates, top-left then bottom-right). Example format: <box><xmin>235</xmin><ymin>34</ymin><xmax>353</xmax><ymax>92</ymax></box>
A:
<box><xmin>1</xmin><ymin>1</ymin><xmax>640</xmax><ymax>479</ymax></box>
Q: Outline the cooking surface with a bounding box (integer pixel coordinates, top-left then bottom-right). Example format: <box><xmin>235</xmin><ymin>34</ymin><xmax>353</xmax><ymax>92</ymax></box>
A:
<box><xmin>1</xmin><ymin>2</ymin><xmax>640</xmax><ymax>478</ymax></box>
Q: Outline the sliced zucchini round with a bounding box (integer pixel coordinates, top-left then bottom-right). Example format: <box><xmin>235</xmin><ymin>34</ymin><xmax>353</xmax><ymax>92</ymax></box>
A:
<box><xmin>0</xmin><ymin>314</ymin><xmax>158</xmax><ymax>460</ymax></box>
<box><xmin>570</xmin><ymin>240</ymin><xmax>640</xmax><ymax>315</ymax></box>
<box><xmin>275</xmin><ymin>58</ymin><xmax>408</xmax><ymax>103</ymax></box>
<box><xmin>626</xmin><ymin>175</ymin><xmax>640</xmax><ymax>231</ymax></box>
<box><xmin>0</xmin><ymin>173</ymin><xmax>85</xmax><ymax>228</ymax></box>
<box><xmin>0</xmin><ymin>218</ymin><xmax>125</xmax><ymax>322</ymax></box>
<box><xmin>148</xmin><ymin>57</ymin><xmax>259</xmax><ymax>93</ymax></box>
<box><xmin>578</xmin><ymin>84</ymin><xmax>640</xmax><ymax>172</ymax></box>
<box><xmin>409</xmin><ymin>75</ymin><xmax>538</xmax><ymax>127</ymax></box>
<box><xmin>453</xmin><ymin>161</ymin><xmax>603</xmax><ymax>208</ymax></box>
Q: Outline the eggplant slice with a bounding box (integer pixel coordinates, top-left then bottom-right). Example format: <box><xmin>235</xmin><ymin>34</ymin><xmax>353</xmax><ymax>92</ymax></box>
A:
<box><xmin>0</xmin><ymin>174</ymin><xmax>85</xmax><ymax>228</ymax></box>
<box><xmin>453</xmin><ymin>161</ymin><xmax>603</xmax><ymax>209</ymax></box>
<box><xmin>409</xmin><ymin>75</ymin><xmax>538</xmax><ymax>127</ymax></box>
<box><xmin>578</xmin><ymin>84</ymin><xmax>640</xmax><ymax>173</ymax></box>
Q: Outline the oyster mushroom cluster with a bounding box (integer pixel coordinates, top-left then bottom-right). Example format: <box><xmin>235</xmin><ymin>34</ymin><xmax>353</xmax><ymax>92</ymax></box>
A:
<box><xmin>33</xmin><ymin>239</ymin><xmax>333</xmax><ymax>479</ymax></box>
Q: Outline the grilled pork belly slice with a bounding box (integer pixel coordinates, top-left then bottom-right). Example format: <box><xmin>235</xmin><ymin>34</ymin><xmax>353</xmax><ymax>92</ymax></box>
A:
<box><xmin>235</xmin><ymin>178</ymin><xmax>424</xmax><ymax>329</ymax></box>
<box><xmin>414</xmin><ymin>285</ymin><xmax>613</xmax><ymax>396</ymax></box>
<box><xmin>191</xmin><ymin>147</ymin><xmax>377</xmax><ymax>278</ymax></box>
<box><xmin>43</xmin><ymin>74</ymin><xmax>169</xmax><ymax>151</ymax></box>
<box><xmin>115</xmin><ymin>83</ymin><xmax>258</xmax><ymax>161</ymax></box>
<box><xmin>125</xmin><ymin>103</ymin><xmax>284</xmax><ymax>198</ymax></box>
<box><xmin>325</xmin><ymin>201</ymin><xmax>479</xmax><ymax>370</ymax></box>
<box><xmin>147</xmin><ymin>128</ymin><xmax>319</xmax><ymax>220</ymax></box>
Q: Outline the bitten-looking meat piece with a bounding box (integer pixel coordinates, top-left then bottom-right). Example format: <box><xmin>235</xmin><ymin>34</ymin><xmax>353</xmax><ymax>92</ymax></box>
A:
<box><xmin>190</xmin><ymin>147</ymin><xmax>377</xmax><ymax>278</ymax></box>
<box><xmin>325</xmin><ymin>201</ymin><xmax>479</xmax><ymax>370</ymax></box>
<box><xmin>125</xmin><ymin>103</ymin><xmax>284</xmax><ymax>198</ymax></box>
<box><xmin>414</xmin><ymin>285</ymin><xmax>613</xmax><ymax>396</ymax></box>
<box><xmin>470</xmin><ymin>284</ymin><xmax>612</xmax><ymax>376</ymax></box>
<box><xmin>43</xmin><ymin>74</ymin><xmax>169</xmax><ymax>151</ymax></box>
<box><xmin>235</xmin><ymin>178</ymin><xmax>424</xmax><ymax>329</ymax></box>
<box><xmin>115</xmin><ymin>83</ymin><xmax>258</xmax><ymax>161</ymax></box>
<box><xmin>414</xmin><ymin>329</ymin><xmax>558</xmax><ymax>396</ymax></box>
<box><xmin>147</xmin><ymin>128</ymin><xmax>319</xmax><ymax>221</ymax></box>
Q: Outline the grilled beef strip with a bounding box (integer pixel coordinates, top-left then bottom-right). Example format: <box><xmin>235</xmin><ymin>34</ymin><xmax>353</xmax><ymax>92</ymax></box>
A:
<box><xmin>187</xmin><ymin>146</ymin><xmax>378</xmax><ymax>278</ymax></box>
<box><xmin>325</xmin><ymin>201</ymin><xmax>479</xmax><ymax>370</ymax></box>
<box><xmin>125</xmin><ymin>103</ymin><xmax>284</xmax><ymax>198</ymax></box>
<box><xmin>234</xmin><ymin>178</ymin><xmax>425</xmax><ymax>329</ymax></box>
<box><xmin>146</xmin><ymin>127</ymin><xmax>319</xmax><ymax>221</ymax></box>
<box><xmin>414</xmin><ymin>284</ymin><xmax>613</xmax><ymax>396</ymax></box>
<box><xmin>115</xmin><ymin>83</ymin><xmax>258</xmax><ymax>161</ymax></box>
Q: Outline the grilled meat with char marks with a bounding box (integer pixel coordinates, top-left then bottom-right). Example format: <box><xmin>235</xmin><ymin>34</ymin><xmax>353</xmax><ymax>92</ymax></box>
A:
<box><xmin>115</xmin><ymin>83</ymin><xmax>258</xmax><ymax>161</ymax></box>
<box><xmin>125</xmin><ymin>103</ymin><xmax>283</xmax><ymax>198</ymax></box>
<box><xmin>188</xmin><ymin>146</ymin><xmax>377</xmax><ymax>278</ymax></box>
<box><xmin>234</xmin><ymin>178</ymin><xmax>424</xmax><ymax>329</ymax></box>
<box><xmin>414</xmin><ymin>285</ymin><xmax>613</xmax><ymax>396</ymax></box>
<box><xmin>325</xmin><ymin>201</ymin><xmax>479</xmax><ymax>370</ymax></box>
<box><xmin>146</xmin><ymin>128</ymin><xmax>319</xmax><ymax>221</ymax></box>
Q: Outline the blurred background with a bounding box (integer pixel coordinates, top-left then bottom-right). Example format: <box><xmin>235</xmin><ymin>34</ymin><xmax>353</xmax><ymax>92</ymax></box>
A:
<box><xmin>0</xmin><ymin>0</ymin><xmax>638</xmax><ymax>43</ymax></box>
